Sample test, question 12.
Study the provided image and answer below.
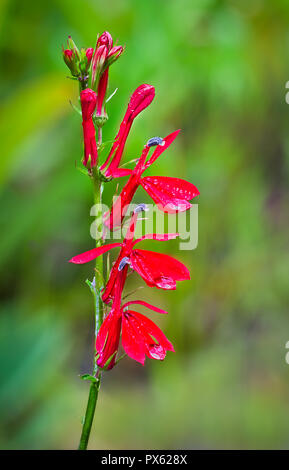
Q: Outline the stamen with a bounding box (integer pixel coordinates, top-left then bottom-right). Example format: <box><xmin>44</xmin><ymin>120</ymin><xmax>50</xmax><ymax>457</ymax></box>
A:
<box><xmin>134</xmin><ymin>203</ymin><xmax>148</xmax><ymax>213</ymax></box>
<box><xmin>118</xmin><ymin>257</ymin><xmax>130</xmax><ymax>271</ymax></box>
<box><xmin>147</xmin><ymin>136</ymin><xmax>164</xmax><ymax>147</ymax></box>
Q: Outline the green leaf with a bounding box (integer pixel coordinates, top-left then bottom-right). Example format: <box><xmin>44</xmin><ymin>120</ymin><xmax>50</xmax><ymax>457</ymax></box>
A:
<box><xmin>80</xmin><ymin>374</ymin><xmax>98</xmax><ymax>383</ymax></box>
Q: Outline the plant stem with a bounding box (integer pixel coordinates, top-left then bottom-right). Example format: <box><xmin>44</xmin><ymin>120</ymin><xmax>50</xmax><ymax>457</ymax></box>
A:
<box><xmin>78</xmin><ymin>377</ymin><xmax>101</xmax><ymax>450</ymax></box>
<box><xmin>78</xmin><ymin>127</ymin><xmax>104</xmax><ymax>450</ymax></box>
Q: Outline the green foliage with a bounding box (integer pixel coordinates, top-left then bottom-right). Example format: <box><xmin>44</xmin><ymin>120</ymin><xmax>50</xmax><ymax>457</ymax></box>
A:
<box><xmin>0</xmin><ymin>0</ymin><xmax>289</xmax><ymax>449</ymax></box>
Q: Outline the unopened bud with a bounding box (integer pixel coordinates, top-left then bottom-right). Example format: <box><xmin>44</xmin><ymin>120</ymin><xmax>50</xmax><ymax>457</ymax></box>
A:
<box><xmin>86</xmin><ymin>48</ymin><xmax>94</xmax><ymax>64</ymax></box>
<box><xmin>91</xmin><ymin>45</ymin><xmax>108</xmax><ymax>90</ymax></box>
<box><xmin>105</xmin><ymin>45</ymin><xmax>124</xmax><ymax>68</ymax></box>
<box><xmin>128</xmin><ymin>84</ymin><xmax>155</xmax><ymax>119</ymax></box>
<box><xmin>62</xmin><ymin>36</ymin><xmax>81</xmax><ymax>77</ymax></box>
<box><xmin>97</xmin><ymin>31</ymin><xmax>113</xmax><ymax>51</ymax></box>
<box><xmin>67</xmin><ymin>36</ymin><xmax>80</xmax><ymax>58</ymax></box>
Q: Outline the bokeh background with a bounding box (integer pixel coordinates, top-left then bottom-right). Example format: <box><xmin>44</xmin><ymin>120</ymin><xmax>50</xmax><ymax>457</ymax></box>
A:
<box><xmin>1</xmin><ymin>0</ymin><xmax>289</xmax><ymax>450</ymax></box>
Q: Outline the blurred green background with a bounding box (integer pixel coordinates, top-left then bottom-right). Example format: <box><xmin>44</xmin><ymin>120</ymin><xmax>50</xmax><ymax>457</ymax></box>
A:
<box><xmin>1</xmin><ymin>0</ymin><xmax>289</xmax><ymax>450</ymax></box>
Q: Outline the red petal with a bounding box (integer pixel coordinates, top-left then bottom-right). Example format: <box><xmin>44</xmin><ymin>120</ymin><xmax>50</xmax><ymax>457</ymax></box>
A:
<box><xmin>141</xmin><ymin>176</ymin><xmax>199</xmax><ymax>213</ymax></box>
<box><xmin>96</xmin><ymin>311</ymin><xmax>122</xmax><ymax>370</ymax></box>
<box><xmin>130</xmin><ymin>249</ymin><xmax>190</xmax><ymax>289</ymax></box>
<box><xmin>69</xmin><ymin>243</ymin><xmax>122</xmax><ymax>264</ymax></box>
<box><xmin>127</xmin><ymin>84</ymin><xmax>155</xmax><ymax>118</ymax></box>
<box><xmin>133</xmin><ymin>232</ymin><xmax>179</xmax><ymax>246</ymax></box>
<box><xmin>122</xmin><ymin>310</ymin><xmax>174</xmax><ymax>363</ymax></box>
<box><xmin>121</xmin><ymin>313</ymin><xmax>147</xmax><ymax>364</ymax></box>
<box><xmin>122</xmin><ymin>300</ymin><xmax>168</xmax><ymax>314</ymax></box>
<box><xmin>144</xmin><ymin>130</ymin><xmax>180</xmax><ymax>170</ymax></box>
<box><xmin>130</xmin><ymin>311</ymin><xmax>174</xmax><ymax>352</ymax></box>
<box><xmin>108</xmin><ymin>168</ymin><xmax>133</xmax><ymax>178</ymax></box>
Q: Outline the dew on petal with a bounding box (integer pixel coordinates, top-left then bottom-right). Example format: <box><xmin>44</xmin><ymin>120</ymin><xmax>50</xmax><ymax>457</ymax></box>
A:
<box><xmin>148</xmin><ymin>344</ymin><xmax>166</xmax><ymax>360</ymax></box>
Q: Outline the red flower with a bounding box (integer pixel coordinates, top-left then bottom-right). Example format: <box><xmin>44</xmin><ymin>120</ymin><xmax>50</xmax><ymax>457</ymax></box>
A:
<box><xmin>80</xmin><ymin>88</ymin><xmax>98</xmax><ymax>167</ymax></box>
<box><xmin>85</xmin><ymin>47</ymin><xmax>94</xmax><ymax>64</ymax></box>
<box><xmin>96</xmin><ymin>298</ymin><xmax>174</xmax><ymax>369</ymax></box>
<box><xmin>69</xmin><ymin>207</ymin><xmax>190</xmax><ymax>304</ymax></box>
<box><xmin>105</xmin><ymin>130</ymin><xmax>200</xmax><ymax>229</ymax></box>
<box><xmin>100</xmin><ymin>84</ymin><xmax>155</xmax><ymax>178</ymax></box>
<box><xmin>95</xmin><ymin>267</ymin><xmax>126</xmax><ymax>370</ymax></box>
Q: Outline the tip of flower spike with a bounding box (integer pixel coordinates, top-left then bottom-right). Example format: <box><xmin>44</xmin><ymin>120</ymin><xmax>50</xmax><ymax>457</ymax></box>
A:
<box><xmin>134</xmin><ymin>203</ymin><xmax>148</xmax><ymax>214</ymax></box>
<box><xmin>118</xmin><ymin>257</ymin><xmax>130</xmax><ymax>271</ymax></box>
<box><xmin>147</xmin><ymin>136</ymin><xmax>165</xmax><ymax>147</ymax></box>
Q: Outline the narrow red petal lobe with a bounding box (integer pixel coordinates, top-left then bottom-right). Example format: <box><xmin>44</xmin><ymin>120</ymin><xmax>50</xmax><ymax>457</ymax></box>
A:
<box><xmin>144</xmin><ymin>129</ymin><xmax>180</xmax><ymax>170</ymax></box>
<box><xmin>122</xmin><ymin>300</ymin><xmax>168</xmax><ymax>314</ymax></box>
<box><xmin>69</xmin><ymin>243</ymin><xmax>122</xmax><ymax>264</ymax></box>
<box><xmin>109</xmin><ymin>168</ymin><xmax>133</xmax><ymax>178</ymax></box>
<box><xmin>133</xmin><ymin>232</ymin><xmax>179</xmax><ymax>246</ymax></box>
<box><xmin>80</xmin><ymin>89</ymin><xmax>98</xmax><ymax>167</ymax></box>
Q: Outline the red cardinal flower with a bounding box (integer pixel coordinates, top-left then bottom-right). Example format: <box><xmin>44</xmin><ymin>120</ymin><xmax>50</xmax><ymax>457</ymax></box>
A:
<box><xmin>80</xmin><ymin>88</ymin><xmax>98</xmax><ymax>167</ymax></box>
<box><xmin>105</xmin><ymin>130</ymin><xmax>200</xmax><ymax>229</ymax></box>
<box><xmin>100</xmin><ymin>84</ymin><xmax>155</xmax><ymax>178</ymax></box>
<box><xmin>95</xmin><ymin>267</ymin><xmax>126</xmax><ymax>370</ymax></box>
<box><xmin>69</xmin><ymin>207</ymin><xmax>190</xmax><ymax>304</ymax></box>
<box><xmin>96</xmin><ymin>297</ymin><xmax>174</xmax><ymax>369</ymax></box>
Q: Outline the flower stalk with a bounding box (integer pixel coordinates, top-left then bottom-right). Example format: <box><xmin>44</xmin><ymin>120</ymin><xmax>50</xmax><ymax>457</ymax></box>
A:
<box><xmin>62</xmin><ymin>30</ymin><xmax>199</xmax><ymax>451</ymax></box>
<box><xmin>78</xmin><ymin>376</ymin><xmax>101</xmax><ymax>450</ymax></box>
<box><xmin>78</xmin><ymin>130</ymin><xmax>104</xmax><ymax>450</ymax></box>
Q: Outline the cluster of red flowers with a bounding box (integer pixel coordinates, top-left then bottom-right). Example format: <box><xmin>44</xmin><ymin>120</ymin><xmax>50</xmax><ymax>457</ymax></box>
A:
<box><xmin>64</xmin><ymin>31</ymin><xmax>199</xmax><ymax>370</ymax></box>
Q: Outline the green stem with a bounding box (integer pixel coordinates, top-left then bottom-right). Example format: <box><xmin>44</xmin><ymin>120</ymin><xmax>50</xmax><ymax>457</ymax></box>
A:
<box><xmin>78</xmin><ymin>378</ymin><xmax>101</xmax><ymax>450</ymax></box>
<box><xmin>92</xmin><ymin>168</ymin><xmax>104</xmax><ymax>375</ymax></box>
<box><xmin>78</xmin><ymin>127</ymin><xmax>104</xmax><ymax>450</ymax></box>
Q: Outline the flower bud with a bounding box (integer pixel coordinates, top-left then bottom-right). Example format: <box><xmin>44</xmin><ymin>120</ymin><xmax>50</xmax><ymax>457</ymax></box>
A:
<box><xmin>95</xmin><ymin>69</ymin><xmax>109</xmax><ymax>126</ymax></box>
<box><xmin>62</xmin><ymin>36</ymin><xmax>81</xmax><ymax>77</ymax></box>
<box><xmin>91</xmin><ymin>45</ymin><xmax>108</xmax><ymax>90</ymax></box>
<box><xmin>67</xmin><ymin>36</ymin><xmax>80</xmax><ymax>57</ymax></box>
<box><xmin>97</xmin><ymin>31</ymin><xmax>113</xmax><ymax>51</ymax></box>
<box><xmin>128</xmin><ymin>84</ymin><xmax>155</xmax><ymax>119</ymax></box>
<box><xmin>80</xmin><ymin>88</ymin><xmax>97</xmax><ymax>121</ymax></box>
<box><xmin>104</xmin><ymin>45</ymin><xmax>124</xmax><ymax>68</ymax></box>
<box><xmin>86</xmin><ymin>47</ymin><xmax>94</xmax><ymax>64</ymax></box>
<box><xmin>62</xmin><ymin>46</ymin><xmax>79</xmax><ymax>77</ymax></box>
